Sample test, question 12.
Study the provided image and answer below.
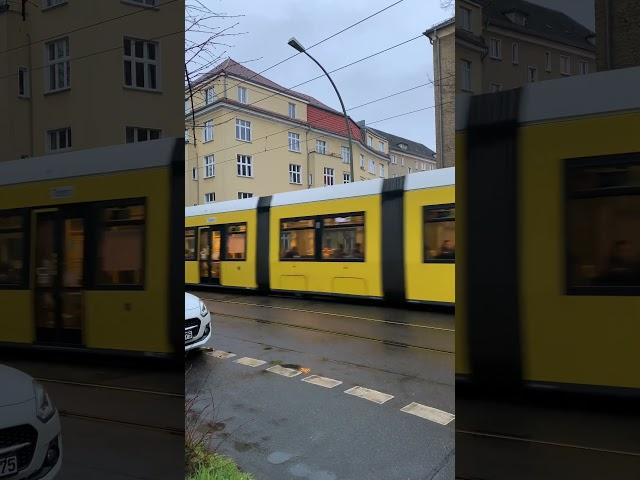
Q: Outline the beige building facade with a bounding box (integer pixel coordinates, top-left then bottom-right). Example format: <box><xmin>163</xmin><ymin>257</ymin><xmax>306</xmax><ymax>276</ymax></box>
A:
<box><xmin>185</xmin><ymin>59</ymin><xmax>436</xmax><ymax>205</ymax></box>
<box><xmin>596</xmin><ymin>0</ymin><xmax>640</xmax><ymax>71</ymax></box>
<box><xmin>0</xmin><ymin>0</ymin><xmax>183</xmax><ymax>162</ymax></box>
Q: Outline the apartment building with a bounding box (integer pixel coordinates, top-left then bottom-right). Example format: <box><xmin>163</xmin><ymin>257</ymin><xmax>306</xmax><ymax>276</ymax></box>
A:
<box><xmin>367</xmin><ymin>128</ymin><xmax>436</xmax><ymax>178</ymax></box>
<box><xmin>185</xmin><ymin>58</ymin><xmax>435</xmax><ymax>205</ymax></box>
<box><xmin>455</xmin><ymin>0</ymin><xmax>596</xmax><ymax>94</ymax></box>
<box><xmin>596</xmin><ymin>0</ymin><xmax>640</xmax><ymax>71</ymax></box>
<box><xmin>0</xmin><ymin>0</ymin><xmax>183</xmax><ymax>162</ymax></box>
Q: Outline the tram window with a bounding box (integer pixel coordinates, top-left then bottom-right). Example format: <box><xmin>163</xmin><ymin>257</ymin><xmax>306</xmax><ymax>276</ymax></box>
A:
<box><xmin>280</xmin><ymin>218</ymin><xmax>315</xmax><ymax>260</ymax></box>
<box><xmin>566</xmin><ymin>159</ymin><xmax>640</xmax><ymax>293</ymax></box>
<box><xmin>225</xmin><ymin>224</ymin><xmax>247</xmax><ymax>260</ymax></box>
<box><xmin>423</xmin><ymin>205</ymin><xmax>455</xmax><ymax>263</ymax></box>
<box><xmin>0</xmin><ymin>214</ymin><xmax>25</xmax><ymax>287</ymax></box>
<box><xmin>321</xmin><ymin>213</ymin><xmax>365</xmax><ymax>260</ymax></box>
<box><xmin>185</xmin><ymin>228</ymin><xmax>197</xmax><ymax>261</ymax></box>
<box><xmin>96</xmin><ymin>204</ymin><xmax>145</xmax><ymax>287</ymax></box>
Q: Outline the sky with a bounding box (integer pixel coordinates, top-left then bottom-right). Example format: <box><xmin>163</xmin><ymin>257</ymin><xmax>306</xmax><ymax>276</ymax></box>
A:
<box><xmin>527</xmin><ymin>0</ymin><xmax>595</xmax><ymax>30</ymax></box>
<box><xmin>188</xmin><ymin>0</ymin><xmax>452</xmax><ymax>152</ymax></box>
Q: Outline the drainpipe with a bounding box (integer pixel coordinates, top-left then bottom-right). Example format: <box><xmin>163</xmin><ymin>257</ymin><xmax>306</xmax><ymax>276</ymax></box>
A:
<box><xmin>27</xmin><ymin>32</ymin><xmax>33</xmax><ymax>157</ymax></box>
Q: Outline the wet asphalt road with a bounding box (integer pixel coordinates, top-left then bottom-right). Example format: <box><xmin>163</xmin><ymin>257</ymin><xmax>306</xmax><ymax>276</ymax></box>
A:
<box><xmin>1</xmin><ymin>353</ymin><xmax>184</xmax><ymax>480</ymax></box>
<box><xmin>186</xmin><ymin>291</ymin><xmax>455</xmax><ymax>480</ymax></box>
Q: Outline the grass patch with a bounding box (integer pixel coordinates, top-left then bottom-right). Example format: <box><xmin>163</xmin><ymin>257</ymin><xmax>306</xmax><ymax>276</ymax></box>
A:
<box><xmin>187</xmin><ymin>445</ymin><xmax>254</xmax><ymax>480</ymax></box>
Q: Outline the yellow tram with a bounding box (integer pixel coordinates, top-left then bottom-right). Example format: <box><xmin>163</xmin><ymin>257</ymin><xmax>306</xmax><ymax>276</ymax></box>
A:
<box><xmin>456</xmin><ymin>66</ymin><xmax>640</xmax><ymax>392</ymax></box>
<box><xmin>0</xmin><ymin>138</ymin><xmax>184</xmax><ymax>356</ymax></box>
<box><xmin>185</xmin><ymin>168</ymin><xmax>455</xmax><ymax>305</ymax></box>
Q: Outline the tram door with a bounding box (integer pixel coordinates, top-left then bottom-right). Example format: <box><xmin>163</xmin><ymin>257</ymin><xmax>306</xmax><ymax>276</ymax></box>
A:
<box><xmin>199</xmin><ymin>226</ymin><xmax>222</xmax><ymax>284</ymax></box>
<box><xmin>34</xmin><ymin>208</ymin><xmax>85</xmax><ymax>345</ymax></box>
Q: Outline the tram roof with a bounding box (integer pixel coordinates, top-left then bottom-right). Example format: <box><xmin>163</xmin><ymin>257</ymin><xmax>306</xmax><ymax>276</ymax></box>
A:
<box><xmin>0</xmin><ymin>137</ymin><xmax>181</xmax><ymax>186</ymax></box>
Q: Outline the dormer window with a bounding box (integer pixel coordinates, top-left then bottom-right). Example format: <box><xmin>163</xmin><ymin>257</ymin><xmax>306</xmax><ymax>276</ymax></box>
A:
<box><xmin>399</xmin><ymin>143</ymin><xmax>408</xmax><ymax>151</ymax></box>
<box><xmin>505</xmin><ymin>11</ymin><xmax>527</xmax><ymax>27</ymax></box>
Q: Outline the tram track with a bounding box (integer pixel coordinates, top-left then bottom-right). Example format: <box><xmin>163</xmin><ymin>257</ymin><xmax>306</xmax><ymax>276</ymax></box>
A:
<box><xmin>58</xmin><ymin>409</ymin><xmax>184</xmax><ymax>436</ymax></box>
<box><xmin>35</xmin><ymin>377</ymin><xmax>184</xmax><ymax>398</ymax></box>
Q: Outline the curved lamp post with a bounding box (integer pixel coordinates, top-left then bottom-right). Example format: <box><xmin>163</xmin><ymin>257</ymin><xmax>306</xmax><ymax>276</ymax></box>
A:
<box><xmin>288</xmin><ymin>37</ymin><xmax>355</xmax><ymax>183</ymax></box>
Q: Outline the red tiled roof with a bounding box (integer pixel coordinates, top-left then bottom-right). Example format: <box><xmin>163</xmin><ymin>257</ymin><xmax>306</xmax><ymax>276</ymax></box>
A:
<box><xmin>307</xmin><ymin>104</ymin><xmax>361</xmax><ymax>140</ymax></box>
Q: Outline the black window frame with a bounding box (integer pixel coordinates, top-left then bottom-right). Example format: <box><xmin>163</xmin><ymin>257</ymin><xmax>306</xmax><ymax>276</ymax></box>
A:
<box><xmin>423</xmin><ymin>203</ymin><xmax>455</xmax><ymax>264</ymax></box>
<box><xmin>185</xmin><ymin>227</ymin><xmax>197</xmax><ymax>261</ymax></box>
<box><xmin>279</xmin><ymin>211</ymin><xmax>366</xmax><ymax>262</ymax></box>
<box><xmin>0</xmin><ymin>208</ymin><xmax>30</xmax><ymax>290</ymax></box>
<box><xmin>565</xmin><ymin>153</ymin><xmax>640</xmax><ymax>296</ymax></box>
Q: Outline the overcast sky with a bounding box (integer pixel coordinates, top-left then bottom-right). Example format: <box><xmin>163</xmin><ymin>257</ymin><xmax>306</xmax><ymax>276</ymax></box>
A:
<box><xmin>190</xmin><ymin>0</ymin><xmax>451</xmax><ymax>152</ymax></box>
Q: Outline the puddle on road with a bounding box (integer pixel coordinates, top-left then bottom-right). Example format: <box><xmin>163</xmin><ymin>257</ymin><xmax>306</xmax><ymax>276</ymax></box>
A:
<box><xmin>267</xmin><ymin>451</ymin><xmax>294</xmax><ymax>465</ymax></box>
<box><xmin>234</xmin><ymin>441</ymin><xmax>259</xmax><ymax>452</ymax></box>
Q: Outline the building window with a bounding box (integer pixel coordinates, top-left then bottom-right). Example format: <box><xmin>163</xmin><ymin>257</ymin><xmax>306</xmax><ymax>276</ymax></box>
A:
<box><xmin>459</xmin><ymin>6</ymin><xmax>471</xmax><ymax>31</ymax></box>
<box><xmin>47</xmin><ymin>127</ymin><xmax>71</xmax><ymax>152</ymax></box>
<box><xmin>379</xmin><ymin>164</ymin><xmax>385</xmax><ymax>177</ymax></box>
<box><xmin>308</xmin><ymin>173</ymin><xmax>313</xmax><ymax>186</ymax></box>
<box><xmin>323</xmin><ymin>167</ymin><xmax>335</xmax><ymax>186</ymax></box>
<box><xmin>225</xmin><ymin>224</ymin><xmax>247</xmax><ymax>260</ymax></box>
<box><xmin>489</xmin><ymin>38</ymin><xmax>502</xmax><ymax>60</ymax></box>
<box><xmin>185</xmin><ymin>128</ymin><xmax>189</xmax><ymax>143</ymax></box>
<box><xmin>42</xmin><ymin>0</ymin><xmax>68</xmax><ymax>8</ymax></box>
<box><xmin>238</xmin><ymin>192</ymin><xmax>253</xmax><ymax>199</ymax></box>
<box><xmin>566</xmin><ymin>156</ymin><xmax>639</xmax><ymax>294</ymax></box>
<box><xmin>401</xmin><ymin>158</ymin><xmax>405</xmax><ymax>166</ymax></box>
<box><xmin>490</xmin><ymin>83</ymin><xmax>502</xmax><ymax>93</ymax></box>
<box><xmin>204</xmin><ymin>155</ymin><xmax>214</xmax><ymax>178</ymax></box>
<box><xmin>203</xmin><ymin>120</ymin><xmax>213</xmax><ymax>142</ymax></box>
<box><xmin>343</xmin><ymin>172</ymin><xmax>351</xmax><ymax>184</ymax></box>
<box><xmin>123</xmin><ymin>37</ymin><xmax>158</xmax><ymax>90</ymax></box>
<box><xmin>237</xmin><ymin>155</ymin><xmax>252</xmax><ymax>177</ymax></box>
<box><xmin>288</xmin><ymin>132</ymin><xmax>301</xmax><ymax>152</ymax></box>
<box><xmin>316</xmin><ymin>139</ymin><xmax>327</xmax><ymax>154</ymax></box>
<box><xmin>512</xmin><ymin>42</ymin><xmax>519</xmax><ymax>64</ymax></box>
<box><xmin>578</xmin><ymin>61</ymin><xmax>589</xmax><ymax>75</ymax></box>
<box><xmin>378</xmin><ymin>141</ymin><xmax>384</xmax><ymax>152</ymax></box>
<box><xmin>235</xmin><ymin>119</ymin><xmax>251</xmax><ymax>142</ymax></box>
<box><xmin>126</xmin><ymin>127</ymin><xmax>160</xmax><ymax>143</ymax></box>
<box><xmin>237</xmin><ymin>86</ymin><xmax>247</xmax><ymax>104</ymax></box>
<box><xmin>423</xmin><ymin>204</ymin><xmax>455</xmax><ymax>263</ymax></box>
<box><xmin>0</xmin><ymin>213</ymin><xmax>26</xmax><ymax>287</ymax></box>
<box><xmin>96</xmin><ymin>204</ymin><xmax>145</xmax><ymax>286</ymax></box>
<box><xmin>341</xmin><ymin>146</ymin><xmax>351</xmax><ymax>164</ymax></box>
<box><xmin>280</xmin><ymin>218</ymin><xmax>315</xmax><ymax>260</ymax></box>
<box><xmin>527</xmin><ymin>66</ymin><xmax>538</xmax><ymax>83</ymax></box>
<box><xmin>390</xmin><ymin>154</ymin><xmax>397</xmax><ymax>164</ymax></box>
<box><xmin>368</xmin><ymin>159</ymin><xmax>375</xmax><ymax>174</ymax></box>
<box><xmin>289</xmin><ymin>164</ymin><xmax>301</xmax><ymax>184</ymax></box>
<box><xmin>545</xmin><ymin>52</ymin><xmax>551</xmax><ymax>72</ymax></box>
<box><xmin>45</xmin><ymin>37</ymin><xmax>70</xmax><ymax>92</ymax></box>
<box><xmin>192</xmin><ymin>167</ymin><xmax>197</xmax><ymax>180</ymax></box>
<box><xmin>185</xmin><ymin>98</ymin><xmax>190</xmax><ymax>114</ymax></box>
<box><xmin>560</xmin><ymin>55</ymin><xmax>571</xmax><ymax>75</ymax></box>
<box><xmin>205</xmin><ymin>87</ymin><xmax>215</xmax><ymax>104</ymax></box>
<box><xmin>506</xmin><ymin>11</ymin><xmax>527</xmax><ymax>26</ymax></box>
<box><xmin>204</xmin><ymin>192</ymin><xmax>215</xmax><ymax>203</ymax></box>
<box><xmin>123</xmin><ymin>0</ymin><xmax>158</xmax><ymax>6</ymax></box>
<box><xmin>18</xmin><ymin>67</ymin><xmax>30</xmax><ymax>97</ymax></box>
<box><xmin>367</xmin><ymin>136</ymin><xmax>372</xmax><ymax>147</ymax></box>
<box><xmin>288</xmin><ymin>102</ymin><xmax>296</xmax><ymax>119</ymax></box>
<box><xmin>360</xmin><ymin>154</ymin><xmax>365</xmax><ymax>169</ymax></box>
<box><xmin>461</xmin><ymin>59</ymin><xmax>471</xmax><ymax>91</ymax></box>
<box><xmin>185</xmin><ymin>228</ymin><xmax>196</xmax><ymax>261</ymax></box>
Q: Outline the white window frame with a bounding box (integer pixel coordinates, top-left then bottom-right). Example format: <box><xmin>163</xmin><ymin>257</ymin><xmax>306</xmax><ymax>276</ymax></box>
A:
<box><xmin>288</xmin><ymin>132</ymin><xmax>301</xmax><ymax>152</ymax></box>
<box><xmin>379</xmin><ymin>164</ymin><xmax>385</xmax><ymax>178</ymax></box>
<box><xmin>545</xmin><ymin>51</ymin><xmax>552</xmax><ymax>72</ymax></box>
<box><xmin>343</xmin><ymin>172</ymin><xmax>351</xmax><ymax>184</ymax></box>
<box><xmin>205</xmin><ymin>87</ymin><xmax>215</xmax><ymax>105</ymax></box>
<box><xmin>378</xmin><ymin>141</ymin><xmax>384</xmax><ymax>152</ymax></box>
<box><xmin>289</xmin><ymin>164</ymin><xmax>301</xmax><ymax>184</ymax></box>
<box><xmin>126</xmin><ymin>126</ymin><xmax>161</xmax><ymax>143</ymax></box>
<box><xmin>367</xmin><ymin>136</ymin><xmax>373</xmax><ymax>147</ymax></box>
<box><xmin>288</xmin><ymin>102</ymin><xmax>296</xmax><ymax>119</ymax></box>
<box><xmin>490</xmin><ymin>83</ymin><xmax>502</xmax><ymax>93</ymax></box>
<box><xmin>204</xmin><ymin>155</ymin><xmax>215</xmax><ymax>178</ymax></box>
<box><xmin>459</xmin><ymin>6</ymin><xmax>471</xmax><ymax>31</ymax></box>
<box><xmin>528</xmin><ymin>66</ymin><xmax>538</xmax><ymax>83</ymax></box>
<box><xmin>44</xmin><ymin>37</ymin><xmax>70</xmax><ymax>92</ymax></box>
<box><xmin>560</xmin><ymin>55</ymin><xmax>571</xmax><ymax>75</ymax></box>
<box><xmin>238</xmin><ymin>192</ymin><xmax>253</xmax><ymax>199</ymax></box>
<box><xmin>316</xmin><ymin>139</ymin><xmax>327</xmax><ymax>155</ymax></box>
<box><xmin>18</xmin><ymin>67</ymin><xmax>30</xmax><ymax>98</ymax></box>
<box><xmin>237</xmin><ymin>154</ymin><xmax>253</xmax><ymax>177</ymax></box>
<box><xmin>368</xmin><ymin>159</ymin><xmax>375</xmax><ymax>174</ymax></box>
<box><xmin>323</xmin><ymin>167</ymin><xmax>335</xmax><ymax>186</ymax></box>
<box><xmin>204</xmin><ymin>192</ymin><xmax>215</xmax><ymax>203</ymax></box>
<box><xmin>185</xmin><ymin>128</ymin><xmax>189</xmax><ymax>143</ymax></box>
<box><xmin>46</xmin><ymin>127</ymin><xmax>72</xmax><ymax>152</ymax></box>
<box><xmin>123</xmin><ymin>37</ymin><xmax>159</xmax><ymax>91</ymax></box>
<box><xmin>360</xmin><ymin>154</ymin><xmax>365</xmax><ymax>169</ymax></box>
<box><xmin>308</xmin><ymin>173</ymin><xmax>313</xmax><ymax>186</ymax></box>
<box><xmin>235</xmin><ymin>119</ymin><xmax>251</xmax><ymax>142</ymax></box>
<box><xmin>461</xmin><ymin>59</ymin><xmax>472</xmax><ymax>91</ymax></box>
<box><xmin>237</xmin><ymin>86</ymin><xmax>247</xmax><ymax>104</ymax></box>
<box><xmin>512</xmin><ymin>42</ymin><xmax>519</xmax><ymax>65</ymax></box>
<box><xmin>489</xmin><ymin>38</ymin><xmax>502</xmax><ymax>60</ymax></box>
<box><xmin>341</xmin><ymin>146</ymin><xmax>351</xmax><ymax>164</ymax></box>
<box><xmin>203</xmin><ymin>120</ymin><xmax>213</xmax><ymax>142</ymax></box>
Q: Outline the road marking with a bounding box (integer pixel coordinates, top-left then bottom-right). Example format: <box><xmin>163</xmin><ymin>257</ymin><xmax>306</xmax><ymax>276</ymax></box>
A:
<box><xmin>344</xmin><ymin>386</ymin><xmax>394</xmax><ymax>404</ymax></box>
<box><xmin>302</xmin><ymin>375</ymin><xmax>343</xmax><ymax>389</ymax></box>
<box><xmin>234</xmin><ymin>357</ymin><xmax>267</xmax><ymax>367</ymax></box>
<box><xmin>266</xmin><ymin>365</ymin><xmax>302</xmax><ymax>378</ymax></box>
<box><xmin>206</xmin><ymin>350</ymin><xmax>236</xmax><ymax>359</ymax></box>
<box><xmin>400</xmin><ymin>402</ymin><xmax>455</xmax><ymax>425</ymax></box>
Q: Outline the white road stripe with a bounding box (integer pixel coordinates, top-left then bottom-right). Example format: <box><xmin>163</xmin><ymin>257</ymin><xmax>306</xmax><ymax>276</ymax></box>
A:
<box><xmin>400</xmin><ymin>402</ymin><xmax>455</xmax><ymax>425</ymax></box>
<box><xmin>302</xmin><ymin>375</ymin><xmax>343</xmax><ymax>389</ymax></box>
<box><xmin>266</xmin><ymin>365</ymin><xmax>301</xmax><ymax>378</ymax></box>
<box><xmin>344</xmin><ymin>386</ymin><xmax>394</xmax><ymax>404</ymax></box>
<box><xmin>206</xmin><ymin>350</ymin><xmax>236</xmax><ymax>359</ymax></box>
<box><xmin>234</xmin><ymin>357</ymin><xmax>267</xmax><ymax>367</ymax></box>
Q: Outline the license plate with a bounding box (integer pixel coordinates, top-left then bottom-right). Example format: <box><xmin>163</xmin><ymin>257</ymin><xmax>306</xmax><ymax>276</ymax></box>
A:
<box><xmin>0</xmin><ymin>456</ymin><xmax>18</xmax><ymax>477</ymax></box>
<box><xmin>185</xmin><ymin>330</ymin><xmax>193</xmax><ymax>341</ymax></box>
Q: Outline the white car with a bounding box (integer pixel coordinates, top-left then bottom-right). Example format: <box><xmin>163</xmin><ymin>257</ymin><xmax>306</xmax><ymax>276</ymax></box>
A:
<box><xmin>0</xmin><ymin>365</ymin><xmax>62</xmax><ymax>479</ymax></box>
<box><xmin>185</xmin><ymin>292</ymin><xmax>212</xmax><ymax>352</ymax></box>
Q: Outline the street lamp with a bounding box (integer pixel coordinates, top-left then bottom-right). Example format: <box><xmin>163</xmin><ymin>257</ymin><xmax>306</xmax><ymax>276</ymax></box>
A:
<box><xmin>288</xmin><ymin>37</ymin><xmax>355</xmax><ymax>183</ymax></box>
